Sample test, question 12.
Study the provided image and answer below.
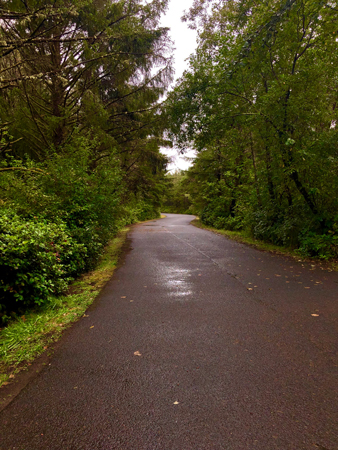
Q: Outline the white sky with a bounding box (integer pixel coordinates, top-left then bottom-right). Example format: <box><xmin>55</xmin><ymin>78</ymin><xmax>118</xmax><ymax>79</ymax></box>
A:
<box><xmin>160</xmin><ymin>0</ymin><xmax>197</xmax><ymax>172</ymax></box>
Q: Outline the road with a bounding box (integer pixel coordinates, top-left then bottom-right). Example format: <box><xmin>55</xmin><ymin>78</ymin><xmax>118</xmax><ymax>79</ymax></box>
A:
<box><xmin>1</xmin><ymin>214</ymin><xmax>338</xmax><ymax>450</ymax></box>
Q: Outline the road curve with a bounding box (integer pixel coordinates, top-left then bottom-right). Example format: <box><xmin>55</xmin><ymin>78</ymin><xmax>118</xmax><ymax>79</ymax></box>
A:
<box><xmin>1</xmin><ymin>213</ymin><xmax>338</xmax><ymax>450</ymax></box>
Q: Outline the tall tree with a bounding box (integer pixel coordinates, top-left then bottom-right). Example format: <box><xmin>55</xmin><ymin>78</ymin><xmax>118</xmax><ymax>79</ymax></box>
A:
<box><xmin>0</xmin><ymin>0</ymin><xmax>173</xmax><ymax>158</ymax></box>
<box><xmin>166</xmin><ymin>0</ymin><xmax>338</xmax><ymax>250</ymax></box>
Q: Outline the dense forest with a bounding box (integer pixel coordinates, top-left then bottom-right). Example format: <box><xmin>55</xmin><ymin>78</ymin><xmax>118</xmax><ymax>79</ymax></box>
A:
<box><xmin>1</xmin><ymin>0</ymin><xmax>338</xmax><ymax>322</ymax></box>
<box><xmin>0</xmin><ymin>0</ymin><xmax>172</xmax><ymax>321</ymax></box>
<box><xmin>165</xmin><ymin>0</ymin><xmax>338</xmax><ymax>260</ymax></box>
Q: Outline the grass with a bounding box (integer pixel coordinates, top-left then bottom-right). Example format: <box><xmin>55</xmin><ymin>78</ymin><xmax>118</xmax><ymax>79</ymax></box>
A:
<box><xmin>191</xmin><ymin>219</ymin><xmax>294</xmax><ymax>254</ymax></box>
<box><xmin>191</xmin><ymin>218</ymin><xmax>338</xmax><ymax>270</ymax></box>
<box><xmin>0</xmin><ymin>227</ymin><xmax>130</xmax><ymax>388</ymax></box>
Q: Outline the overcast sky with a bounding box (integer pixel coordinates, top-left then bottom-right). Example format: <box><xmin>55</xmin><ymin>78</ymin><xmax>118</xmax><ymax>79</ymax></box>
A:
<box><xmin>160</xmin><ymin>0</ymin><xmax>197</xmax><ymax>172</ymax></box>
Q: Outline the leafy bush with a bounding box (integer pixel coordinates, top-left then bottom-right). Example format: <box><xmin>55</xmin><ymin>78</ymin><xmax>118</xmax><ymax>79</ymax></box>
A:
<box><xmin>1</xmin><ymin>138</ymin><xmax>124</xmax><ymax>269</ymax></box>
<box><xmin>135</xmin><ymin>200</ymin><xmax>160</xmax><ymax>221</ymax></box>
<box><xmin>0</xmin><ymin>134</ymin><xmax>166</xmax><ymax>322</ymax></box>
<box><xmin>297</xmin><ymin>231</ymin><xmax>338</xmax><ymax>259</ymax></box>
<box><xmin>250</xmin><ymin>204</ymin><xmax>307</xmax><ymax>247</ymax></box>
<box><xmin>115</xmin><ymin>197</ymin><xmax>160</xmax><ymax>228</ymax></box>
<box><xmin>0</xmin><ymin>210</ymin><xmax>87</xmax><ymax>320</ymax></box>
<box><xmin>213</xmin><ymin>215</ymin><xmax>242</xmax><ymax>231</ymax></box>
<box><xmin>200</xmin><ymin>196</ymin><xmax>244</xmax><ymax>231</ymax></box>
<box><xmin>201</xmin><ymin>204</ymin><xmax>227</xmax><ymax>227</ymax></box>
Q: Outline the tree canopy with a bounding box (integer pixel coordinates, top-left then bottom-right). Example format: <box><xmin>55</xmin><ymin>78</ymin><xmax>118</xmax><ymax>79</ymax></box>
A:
<box><xmin>165</xmin><ymin>0</ymin><xmax>338</xmax><ymax>258</ymax></box>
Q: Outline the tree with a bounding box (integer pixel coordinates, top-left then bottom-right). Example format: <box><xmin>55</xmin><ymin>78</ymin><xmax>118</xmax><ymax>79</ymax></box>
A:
<box><xmin>166</xmin><ymin>0</ymin><xmax>338</xmax><ymax>254</ymax></box>
<box><xmin>0</xmin><ymin>0</ymin><xmax>173</xmax><ymax>157</ymax></box>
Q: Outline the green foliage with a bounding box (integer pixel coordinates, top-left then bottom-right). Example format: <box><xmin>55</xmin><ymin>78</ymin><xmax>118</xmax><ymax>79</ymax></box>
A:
<box><xmin>162</xmin><ymin>171</ymin><xmax>193</xmax><ymax>214</ymax></box>
<box><xmin>165</xmin><ymin>0</ymin><xmax>338</xmax><ymax>260</ymax></box>
<box><xmin>116</xmin><ymin>197</ymin><xmax>161</xmax><ymax>226</ymax></box>
<box><xmin>249</xmin><ymin>204</ymin><xmax>305</xmax><ymax>247</ymax></box>
<box><xmin>0</xmin><ymin>139</ymin><xmax>165</xmax><ymax>321</ymax></box>
<box><xmin>201</xmin><ymin>207</ymin><xmax>243</xmax><ymax>231</ymax></box>
<box><xmin>0</xmin><ymin>0</ymin><xmax>173</xmax><ymax>322</ymax></box>
<box><xmin>297</xmin><ymin>231</ymin><xmax>338</xmax><ymax>260</ymax></box>
<box><xmin>0</xmin><ymin>209</ymin><xmax>87</xmax><ymax>320</ymax></box>
<box><xmin>0</xmin><ymin>226</ymin><xmax>130</xmax><ymax>387</ymax></box>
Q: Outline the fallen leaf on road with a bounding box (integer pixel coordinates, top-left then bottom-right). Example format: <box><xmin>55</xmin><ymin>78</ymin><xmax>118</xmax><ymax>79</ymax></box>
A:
<box><xmin>304</xmin><ymin>287</ymin><xmax>310</xmax><ymax>289</ymax></box>
<box><xmin>83</xmin><ymin>314</ymin><xmax>89</xmax><ymax>317</ymax></box>
<box><xmin>130</xmin><ymin>300</ymin><xmax>134</xmax><ymax>302</ymax></box>
<box><xmin>121</xmin><ymin>296</ymin><xmax>126</xmax><ymax>298</ymax></box>
<box><xmin>173</xmin><ymin>401</ymin><xmax>179</xmax><ymax>405</ymax></box>
<box><xmin>247</xmin><ymin>288</ymin><xmax>253</xmax><ymax>291</ymax></box>
<box><xmin>134</xmin><ymin>351</ymin><xmax>142</xmax><ymax>356</ymax></box>
<box><xmin>311</xmin><ymin>314</ymin><xmax>319</xmax><ymax>317</ymax></box>
<box><xmin>90</xmin><ymin>326</ymin><xmax>94</xmax><ymax>329</ymax></box>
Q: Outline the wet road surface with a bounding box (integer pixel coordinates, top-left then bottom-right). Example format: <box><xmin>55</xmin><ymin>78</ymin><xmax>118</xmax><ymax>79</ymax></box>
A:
<box><xmin>1</xmin><ymin>214</ymin><xmax>338</xmax><ymax>450</ymax></box>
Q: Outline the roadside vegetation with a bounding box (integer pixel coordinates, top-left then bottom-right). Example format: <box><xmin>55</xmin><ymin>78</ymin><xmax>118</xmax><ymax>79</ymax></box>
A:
<box><xmin>0</xmin><ymin>0</ymin><xmax>173</xmax><ymax>324</ymax></box>
<box><xmin>162</xmin><ymin>170</ymin><xmax>192</xmax><ymax>214</ymax></box>
<box><xmin>191</xmin><ymin>218</ymin><xmax>338</xmax><ymax>270</ymax></box>
<box><xmin>165</xmin><ymin>0</ymin><xmax>338</xmax><ymax>261</ymax></box>
<box><xmin>0</xmin><ymin>227</ymin><xmax>129</xmax><ymax>388</ymax></box>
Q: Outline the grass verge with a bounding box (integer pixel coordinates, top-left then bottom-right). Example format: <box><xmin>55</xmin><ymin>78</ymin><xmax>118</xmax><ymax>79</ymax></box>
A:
<box><xmin>0</xmin><ymin>227</ymin><xmax>130</xmax><ymax>388</ymax></box>
<box><xmin>191</xmin><ymin>219</ymin><xmax>338</xmax><ymax>271</ymax></box>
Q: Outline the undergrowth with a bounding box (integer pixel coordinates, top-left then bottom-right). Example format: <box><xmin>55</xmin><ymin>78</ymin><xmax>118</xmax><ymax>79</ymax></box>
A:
<box><xmin>0</xmin><ymin>227</ymin><xmax>129</xmax><ymax>388</ymax></box>
<box><xmin>191</xmin><ymin>219</ymin><xmax>338</xmax><ymax>271</ymax></box>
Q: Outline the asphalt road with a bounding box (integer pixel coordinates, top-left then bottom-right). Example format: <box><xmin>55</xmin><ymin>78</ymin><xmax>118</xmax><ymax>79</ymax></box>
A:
<box><xmin>1</xmin><ymin>214</ymin><xmax>338</xmax><ymax>450</ymax></box>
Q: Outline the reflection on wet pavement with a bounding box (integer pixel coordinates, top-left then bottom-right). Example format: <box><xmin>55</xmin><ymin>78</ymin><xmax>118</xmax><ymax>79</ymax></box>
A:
<box><xmin>160</xmin><ymin>265</ymin><xmax>194</xmax><ymax>300</ymax></box>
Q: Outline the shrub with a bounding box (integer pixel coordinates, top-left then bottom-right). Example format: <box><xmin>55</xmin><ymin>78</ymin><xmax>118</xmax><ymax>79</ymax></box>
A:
<box><xmin>213</xmin><ymin>215</ymin><xmax>242</xmax><ymax>231</ymax></box>
<box><xmin>115</xmin><ymin>198</ymin><xmax>160</xmax><ymax>228</ymax></box>
<box><xmin>297</xmin><ymin>231</ymin><xmax>338</xmax><ymax>259</ymax></box>
<box><xmin>0</xmin><ymin>210</ymin><xmax>87</xmax><ymax>320</ymax></box>
<box><xmin>200</xmin><ymin>199</ymin><xmax>244</xmax><ymax>231</ymax></box>
<box><xmin>250</xmin><ymin>204</ymin><xmax>307</xmax><ymax>247</ymax></box>
<box><xmin>0</xmin><ymin>137</ymin><xmax>164</xmax><ymax>322</ymax></box>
